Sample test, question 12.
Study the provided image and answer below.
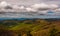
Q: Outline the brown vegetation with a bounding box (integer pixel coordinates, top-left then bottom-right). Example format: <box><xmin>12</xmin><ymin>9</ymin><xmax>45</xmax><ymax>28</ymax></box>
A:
<box><xmin>0</xmin><ymin>19</ymin><xmax>60</xmax><ymax>36</ymax></box>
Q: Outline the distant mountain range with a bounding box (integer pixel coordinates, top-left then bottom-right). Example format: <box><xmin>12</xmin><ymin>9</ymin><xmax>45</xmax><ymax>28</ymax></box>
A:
<box><xmin>0</xmin><ymin>18</ymin><xmax>60</xmax><ymax>21</ymax></box>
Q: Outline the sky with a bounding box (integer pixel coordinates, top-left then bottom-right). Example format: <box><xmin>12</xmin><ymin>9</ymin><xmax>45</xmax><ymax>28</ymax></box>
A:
<box><xmin>0</xmin><ymin>0</ymin><xmax>60</xmax><ymax>5</ymax></box>
<box><xmin>0</xmin><ymin>0</ymin><xmax>60</xmax><ymax>13</ymax></box>
<box><xmin>0</xmin><ymin>0</ymin><xmax>60</xmax><ymax>18</ymax></box>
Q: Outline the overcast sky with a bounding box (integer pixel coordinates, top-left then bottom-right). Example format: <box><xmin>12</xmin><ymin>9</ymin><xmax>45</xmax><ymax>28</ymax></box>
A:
<box><xmin>0</xmin><ymin>0</ymin><xmax>60</xmax><ymax>18</ymax></box>
<box><xmin>0</xmin><ymin>0</ymin><xmax>60</xmax><ymax>5</ymax></box>
<box><xmin>0</xmin><ymin>0</ymin><xmax>59</xmax><ymax>12</ymax></box>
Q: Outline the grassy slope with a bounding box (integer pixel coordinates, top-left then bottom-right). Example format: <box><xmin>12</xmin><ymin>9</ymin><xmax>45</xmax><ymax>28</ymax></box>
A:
<box><xmin>0</xmin><ymin>19</ymin><xmax>60</xmax><ymax>36</ymax></box>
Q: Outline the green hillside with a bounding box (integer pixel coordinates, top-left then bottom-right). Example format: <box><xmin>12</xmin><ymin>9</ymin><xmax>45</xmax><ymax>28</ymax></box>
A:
<box><xmin>0</xmin><ymin>19</ymin><xmax>60</xmax><ymax>36</ymax></box>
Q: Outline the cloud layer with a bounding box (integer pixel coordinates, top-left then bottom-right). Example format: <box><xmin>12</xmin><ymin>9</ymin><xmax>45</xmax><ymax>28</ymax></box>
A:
<box><xmin>0</xmin><ymin>1</ymin><xmax>59</xmax><ymax>14</ymax></box>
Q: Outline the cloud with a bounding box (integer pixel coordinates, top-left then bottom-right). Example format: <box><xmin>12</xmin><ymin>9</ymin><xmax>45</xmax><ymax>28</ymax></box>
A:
<box><xmin>0</xmin><ymin>1</ymin><xmax>59</xmax><ymax>14</ymax></box>
<box><xmin>0</xmin><ymin>1</ymin><xmax>12</xmax><ymax>8</ymax></box>
<box><xmin>20</xmin><ymin>6</ymin><xmax>25</xmax><ymax>9</ymax></box>
<box><xmin>0</xmin><ymin>1</ymin><xmax>13</xmax><ymax>11</ymax></box>
<box><xmin>24</xmin><ymin>3</ymin><xmax>59</xmax><ymax>13</ymax></box>
<box><xmin>4</xmin><ymin>6</ymin><xmax>12</xmax><ymax>9</ymax></box>
<box><xmin>25</xmin><ymin>3</ymin><xmax>50</xmax><ymax>12</ymax></box>
<box><xmin>31</xmin><ymin>3</ymin><xmax>50</xmax><ymax>10</ymax></box>
<box><xmin>24</xmin><ymin>3</ymin><xmax>59</xmax><ymax>14</ymax></box>
<box><xmin>12</xmin><ymin>5</ymin><xmax>20</xmax><ymax>10</ymax></box>
<box><xmin>0</xmin><ymin>1</ymin><xmax>26</xmax><ymax>12</ymax></box>
<box><xmin>37</xmin><ymin>10</ymin><xmax>48</xmax><ymax>14</ymax></box>
<box><xmin>31</xmin><ymin>3</ymin><xmax>58</xmax><ymax>10</ymax></box>
<box><xmin>54</xmin><ymin>8</ymin><xmax>60</xmax><ymax>12</ymax></box>
<box><xmin>26</xmin><ymin>7</ymin><xmax>37</xmax><ymax>12</ymax></box>
<box><xmin>0</xmin><ymin>1</ymin><xmax>8</xmax><ymax>7</ymax></box>
<box><xmin>49</xmin><ymin>4</ymin><xmax>58</xmax><ymax>9</ymax></box>
<box><xmin>12</xmin><ymin>5</ymin><xmax>25</xmax><ymax>10</ymax></box>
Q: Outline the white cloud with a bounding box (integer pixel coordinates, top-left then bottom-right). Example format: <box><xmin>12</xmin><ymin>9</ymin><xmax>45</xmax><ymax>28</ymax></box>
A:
<box><xmin>20</xmin><ymin>6</ymin><xmax>25</xmax><ymax>9</ymax></box>
<box><xmin>54</xmin><ymin>8</ymin><xmax>60</xmax><ymax>12</ymax></box>
<box><xmin>26</xmin><ymin>7</ymin><xmax>37</xmax><ymax>12</ymax></box>
<box><xmin>49</xmin><ymin>4</ymin><xmax>58</xmax><ymax>9</ymax></box>
<box><xmin>0</xmin><ymin>1</ymin><xmax>8</xmax><ymax>7</ymax></box>
<box><xmin>0</xmin><ymin>1</ymin><xmax>59</xmax><ymax>13</ymax></box>
<box><xmin>12</xmin><ymin>5</ymin><xmax>20</xmax><ymax>10</ymax></box>
<box><xmin>0</xmin><ymin>1</ymin><xmax>11</xmax><ymax>8</ymax></box>
<box><xmin>25</xmin><ymin>3</ymin><xmax>50</xmax><ymax>12</ymax></box>
<box><xmin>31</xmin><ymin>3</ymin><xmax>50</xmax><ymax>10</ymax></box>
<box><xmin>0</xmin><ymin>1</ymin><xmax>26</xmax><ymax>12</ymax></box>
<box><xmin>31</xmin><ymin>3</ymin><xmax>58</xmax><ymax>10</ymax></box>
<box><xmin>26</xmin><ymin>3</ymin><xmax>59</xmax><ymax>13</ymax></box>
